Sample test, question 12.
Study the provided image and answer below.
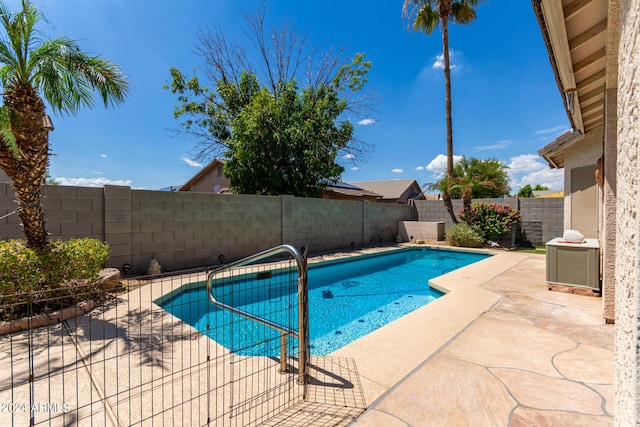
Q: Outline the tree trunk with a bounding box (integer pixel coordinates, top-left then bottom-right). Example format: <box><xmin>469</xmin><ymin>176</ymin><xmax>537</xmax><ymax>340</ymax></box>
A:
<box><xmin>440</xmin><ymin>6</ymin><xmax>458</xmax><ymax>224</ymax></box>
<box><xmin>462</xmin><ymin>192</ymin><xmax>473</xmax><ymax>219</ymax></box>
<box><xmin>0</xmin><ymin>84</ymin><xmax>50</xmax><ymax>249</ymax></box>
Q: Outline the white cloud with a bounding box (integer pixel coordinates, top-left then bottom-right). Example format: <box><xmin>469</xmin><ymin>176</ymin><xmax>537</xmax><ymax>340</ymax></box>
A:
<box><xmin>425</xmin><ymin>154</ymin><xmax>463</xmax><ymax>175</ymax></box>
<box><xmin>535</xmin><ymin>125</ymin><xmax>569</xmax><ymax>135</ymax></box>
<box><xmin>473</xmin><ymin>139</ymin><xmax>512</xmax><ymax>152</ymax></box>
<box><xmin>515</xmin><ymin>168</ymin><xmax>564</xmax><ymax>191</ymax></box>
<box><xmin>55</xmin><ymin>177</ymin><xmax>132</xmax><ymax>187</ymax></box>
<box><xmin>342</xmin><ymin>153</ymin><xmax>356</xmax><ymax>159</ymax></box>
<box><xmin>351</xmin><ymin>166</ymin><xmax>360</xmax><ymax>171</ymax></box>
<box><xmin>91</xmin><ymin>170</ymin><xmax>103</xmax><ymax>175</ymax></box>
<box><xmin>415</xmin><ymin>166</ymin><xmax>425</xmax><ymax>171</ymax></box>
<box><xmin>357</xmin><ymin>118</ymin><xmax>376</xmax><ymax>126</ymax></box>
<box><xmin>507</xmin><ymin>154</ymin><xmax>545</xmax><ymax>174</ymax></box>
<box><xmin>100</xmin><ymin>154</ymin><xmax>107</xmax><ymax>158</ymax></box>
<box><xmin>392</xmin><ymin>168</ymin><xmax>404</xmax><ymax>174</ymax></box>
<box><xmin>181</xmin><ymin>156</ymin><xmax>202</xmax><ymax>168</ymax></box>
<box><xmin>507</xmin><ymin>154</ymin><xmax>564</xmax><ymax>192</ymax></box>
<box><xmin>418</xmin><ymin>51</ymin><xmax>462</xmax><ymax>80</ymax></box>
<box><xmin>432</xmin><ymin>52</ymin><xmax>459</xmax><ymax>70</ymax></box>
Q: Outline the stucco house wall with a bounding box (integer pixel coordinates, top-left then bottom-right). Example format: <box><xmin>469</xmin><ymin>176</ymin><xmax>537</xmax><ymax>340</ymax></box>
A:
<box><xmin>180</xmin><ymin>162</ymin><xmax>230</xmax><ymax>193</ymax></box>
<box><xmin>562</xmin><ymin>129</ymin><xmax>602</xmax><ymax>237</ymax></box>
<box><xmin>615</xmin><ymin>0</ymin><xmax>639</xmax><ymax>422</ymax></box>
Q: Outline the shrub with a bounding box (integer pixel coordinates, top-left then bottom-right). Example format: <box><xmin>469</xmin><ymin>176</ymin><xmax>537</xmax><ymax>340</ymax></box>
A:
<box><xmin>0</xmin><ymin>239</ymin><xmax>43</xmax><ymax>293</ymax></box>
<box><xmin>39</xmin><ymin>239</ymin><xmax>110</xmax><ymax>286</ymax></box>
<box><xmin>446</xmin><ymin>223</ymin><xmax>485</xmax><ymax>248</ymax></box>
<box><xmin>0</xmin><ymin>239</ymin><xmax>110</xmax><ymax>320</ymax></box>
<box><xmin>459</xmin><ymin>202</ymin><xmax>521</xmax><ymax>239</ymax></box>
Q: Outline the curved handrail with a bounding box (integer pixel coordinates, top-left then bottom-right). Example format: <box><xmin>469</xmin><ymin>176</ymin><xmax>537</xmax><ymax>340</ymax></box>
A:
<box><xmin>206</xmin><ymin>244</ymin><xmax>308</xmax><ymax>384</ymax></box>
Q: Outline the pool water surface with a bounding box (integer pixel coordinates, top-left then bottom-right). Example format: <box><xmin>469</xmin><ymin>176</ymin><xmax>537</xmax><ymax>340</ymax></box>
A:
<box><xmin>159</xmin><ymin>248</ymin><xmax>489</xmax><ymax>356</ymax></box>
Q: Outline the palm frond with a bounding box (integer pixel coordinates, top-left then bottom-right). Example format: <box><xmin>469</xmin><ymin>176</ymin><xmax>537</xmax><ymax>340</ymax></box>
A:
<box><xmin>28</xmin><ymin>37</ymin><xmax>129</xmax><ymax>114</ymax></box>
<box><xmin>451</xmin><ymin>2</ymin><xmax>478</xmax><ymax>25</ymax></box>
<box><xmin>403</xmin><ymin>1</ymin><xmax>440</xmax><ymax>35</ymax></box>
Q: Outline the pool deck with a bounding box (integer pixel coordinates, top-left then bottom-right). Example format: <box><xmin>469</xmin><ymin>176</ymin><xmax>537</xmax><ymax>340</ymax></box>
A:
<box><xmin>0</xmin><ymin>244</ymin><xmax>614</xmax><ymax>426</ymax></box>
<box><xmin>344</xmin><ymin>247</ymin><xmax>614</xmax><ymax>426</ymax></box>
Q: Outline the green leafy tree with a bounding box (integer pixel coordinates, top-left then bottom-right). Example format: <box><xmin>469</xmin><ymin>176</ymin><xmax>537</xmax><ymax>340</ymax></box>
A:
<box><xmin>518</xmin><ymin>184</ymin><xmax>534</xmax><ymax>198</ymax></box>
<box><xmin>431</xmin><ymin>156</ymin><xmax>510</xmax><ymax>217</ymax></box>
<box><xmin>166</xmin><ymin>7</ymin><xmax>373</xmax><ymax>196</ymax></box>
<box><xmin>403</xmin><ymin>0</ymin><xmax>483</xmax><ymax>223</ymax></box>
<box><xmin>533</xmin><ymin>184</ymin><xmax>549</xmax><ymax>191</ymax></box>
<box><xmin>0</xmin><ymin>0</ymin><xmax>128</xmax><ymax>249</ymax></box>
<box><xmin>449</xmin><ymin>157</ymin><xmax>510</xmax><ymax>217</ymax></box>
<box><xmin>44</xmin><ymin>172</ymin><xmax>58</xmax><ymax>185</ymax></box>
<box><xmin>221</xmin><ymin>74</ymin><xmax>351</xmax><ymax>196</ymax></box>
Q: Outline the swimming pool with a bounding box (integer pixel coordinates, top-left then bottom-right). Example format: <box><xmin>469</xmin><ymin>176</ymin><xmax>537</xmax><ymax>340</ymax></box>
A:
<box><xmin>159</xmin><ymin>248</ymin><xmax>489</xmax><ymax>356</ymax></box>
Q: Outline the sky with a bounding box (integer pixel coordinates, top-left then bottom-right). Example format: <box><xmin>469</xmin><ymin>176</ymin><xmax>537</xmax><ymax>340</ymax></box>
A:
<box><xmin>19</xmin><ymin>0</ymin><xmax>568</xmax><ymax>192</ymax></box>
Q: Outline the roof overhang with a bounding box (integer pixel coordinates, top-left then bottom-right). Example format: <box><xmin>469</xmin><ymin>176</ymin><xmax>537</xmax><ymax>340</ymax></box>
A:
<box><xmin>537</xmin><ymin>130</ymin><xmax>583</xmax><ymax>168</ymax></box>
<box><xmin>532</xmin><ymin>0</ymin><xmax>617</xmax><ymax>136</ymax></box>
<box><xmin>537</xmin><ymin>126</ymin><xmax>603</xmax><ymax>168</ymax></box>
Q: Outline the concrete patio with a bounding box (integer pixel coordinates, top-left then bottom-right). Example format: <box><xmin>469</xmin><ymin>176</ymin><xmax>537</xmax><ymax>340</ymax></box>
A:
<box><xmin>0</xmin><ymin>247</ymin><xmax>614</xmax><ymax>426</ymax></box>
<box><xmin>350</xmin><ymin>251</ymin><xmax>613</xmax><ymax>426</ymax></box>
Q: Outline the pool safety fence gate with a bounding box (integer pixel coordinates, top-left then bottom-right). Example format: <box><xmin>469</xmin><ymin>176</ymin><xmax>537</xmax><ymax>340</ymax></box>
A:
<box><xmin>0</xmin><ymin>245</ymin><xmax>310</xmax><ymax>426</ymax></box>
<box><xmin>207</xmin><ymin>244</ymin><xmax>309</xmax><ymax>386</ymax></box>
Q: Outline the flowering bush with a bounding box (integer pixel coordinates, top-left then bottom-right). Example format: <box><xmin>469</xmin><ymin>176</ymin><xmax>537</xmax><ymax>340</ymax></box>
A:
<box><xmin>459</xmin><ymin>202</ymin><xmax>521</xmax><ymax>239</ymax></box>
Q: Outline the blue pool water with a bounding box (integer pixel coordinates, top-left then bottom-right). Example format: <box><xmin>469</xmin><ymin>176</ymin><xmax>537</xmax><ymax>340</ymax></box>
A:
<box><xmin>159</xmin><ymin>248</ymin><xmax>489</xmax><ymax>356</ymax></box>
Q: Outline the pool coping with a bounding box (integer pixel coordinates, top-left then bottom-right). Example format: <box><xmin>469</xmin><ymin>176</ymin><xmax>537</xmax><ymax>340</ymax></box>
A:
<box><xmin>328</xmin><ymin>245</ymin><xmax>528</xmax><ymax>406</ymax></box>
<box><xmin>146</xmin><ymin>243</ymin><xmax>521</xmax><ymax>408</ymax></box>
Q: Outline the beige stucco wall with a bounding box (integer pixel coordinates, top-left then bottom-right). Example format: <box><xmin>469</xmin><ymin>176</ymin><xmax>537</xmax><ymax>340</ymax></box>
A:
<box><xmin>615</xmin><ymin>0</ymin><xmax>640</xmax><ymax>423</ymax></box>
<box><xmin>183</xmin><ymin>164</ymin><xmax>230</xmax><ymax>193</ymax></box>
<box><xmin>603</xmin><ymin>89</ymin><xmax>617</xmax><ymax>324</ymax></box>
<box><xmin>562</xmin><ymin>128</ymin><xmax>602</xmax><ymax>234</ymax></box>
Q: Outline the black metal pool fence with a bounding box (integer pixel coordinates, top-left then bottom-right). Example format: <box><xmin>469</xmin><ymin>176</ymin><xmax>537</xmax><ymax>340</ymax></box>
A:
<box><xmin>0</xmin><ymin>255</ymin><xmax>308</xmax><ymax>426</ymax></box>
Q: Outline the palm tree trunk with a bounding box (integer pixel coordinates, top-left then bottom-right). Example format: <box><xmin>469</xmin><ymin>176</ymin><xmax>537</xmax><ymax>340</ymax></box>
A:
<box><xmin>440</xmin><ymin>4</ymin><xmax>458</xmax><ymax>224</ymax></box>
<box><xmin>462</xmin><ymin>192</ymin><xmax>472</xmax><ymax>219</ymax></box>
<box><xmin>1</xmin><ymin>83</ymin><xmax>50</xmax><ymax>249</ymax></box>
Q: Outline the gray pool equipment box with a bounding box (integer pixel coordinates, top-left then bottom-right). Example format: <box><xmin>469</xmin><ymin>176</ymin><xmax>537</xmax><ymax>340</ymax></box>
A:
<box><xmin>545</xmin><ymin>238</ymin><xmax>600</xmax><ymax>291</ymax></box>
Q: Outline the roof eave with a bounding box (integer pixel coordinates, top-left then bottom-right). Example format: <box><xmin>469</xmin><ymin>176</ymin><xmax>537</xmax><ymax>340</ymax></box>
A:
<box><xmin>531</xmin><ymin>0</ymin><xmax>579</xmax><ymax>132</ymax></box>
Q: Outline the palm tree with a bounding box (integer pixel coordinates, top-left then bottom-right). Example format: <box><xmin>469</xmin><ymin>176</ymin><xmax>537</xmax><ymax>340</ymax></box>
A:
<box><xmin>450</xmin><ymin>156</ymin><xmax>504</xmax><ymax>218</ymax></box>
<box><xmin>0</xmin><ymin>0</ymin><xmax>128</xmax><ymax>249</ymax></box>
<box><xmin>403</xmin><ymin>0</ymin><xmax>482</xmax><ymax>223</ymax></box>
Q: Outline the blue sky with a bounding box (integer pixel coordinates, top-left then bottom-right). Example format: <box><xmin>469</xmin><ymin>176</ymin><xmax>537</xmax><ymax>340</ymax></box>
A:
<box><xmin>25</xmin><ymin>0</ymin><xmax>567</xmax><ymax>192</ymax></box>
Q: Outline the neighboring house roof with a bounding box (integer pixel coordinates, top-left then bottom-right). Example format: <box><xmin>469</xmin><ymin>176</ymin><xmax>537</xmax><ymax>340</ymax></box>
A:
<box><xmin>179</xmin><ymin>158</ymin><xmax>232</xmax><ymax>193</ymax></box>
<box><xmin>179</xmin><ymin>161</ymin><xmax>380</xmax><ymax>200</ymax></box>
<box><xmin>533</xmin><ymin>190</ymin><xmax>564</xmax><ymax>198</ymax></box>
<box><xmin>533</xmin><ymin>0</ymin><xmax>613</xmax><ymax>168</ymax></box>
<box><xmin>323</xmin><ymin>182</ymin><xmax>382</xmax><ymax>200</ymax></box>
<box><xmin>349</xmin><ymin>179</ymin><xmax>425</xmax><ymax>203</ymax></box>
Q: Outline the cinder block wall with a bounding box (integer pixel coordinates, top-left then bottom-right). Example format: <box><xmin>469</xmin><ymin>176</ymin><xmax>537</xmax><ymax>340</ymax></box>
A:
<box><xmin>0</xmin><ymin>184</ymin><xmax>105</xmax><ymax>241</ymax></box>
<box><xmin>519</xmin><ymin>197</ymin><xmax>564</xmax><ymax>244</ymax></box>
<box><xmin>414</xmin><ymin>197</ymin><xmax>519</xmax><ymax>230</ymax></box>
<box><xmin>414</xmin><ymin>197</ymin><xmax>564</xmax><ymax>245</ymax></box>
<box><xmin>292</xmin><ymin>197</ymin><xmax>363</xmax><ymax>251</ymax></box>
<box><xmin>0</xmin><ymin>183</ymin><xmax>413</xmax><ymax>273</ymax></box>
<box><xmin>368</xmin><ymin>202</ymin><xmax>414</xmax><ymax>243</ymax></box>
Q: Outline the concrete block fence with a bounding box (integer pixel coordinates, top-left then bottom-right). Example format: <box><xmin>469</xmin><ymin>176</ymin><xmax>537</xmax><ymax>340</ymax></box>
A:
<box><xmin>0</xmin><ymin>183</ymin><xmax>562</xmax><ymax>272</ymax></box>
<box><xmin>0</xmin><ymin>184</ymin><xmax>413</xmax><ymax>274</ymax></box>
<box><xmin>413</xmin><ymin>197</ymin><xmax>564</xmax><ymax>246</ymax></box>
